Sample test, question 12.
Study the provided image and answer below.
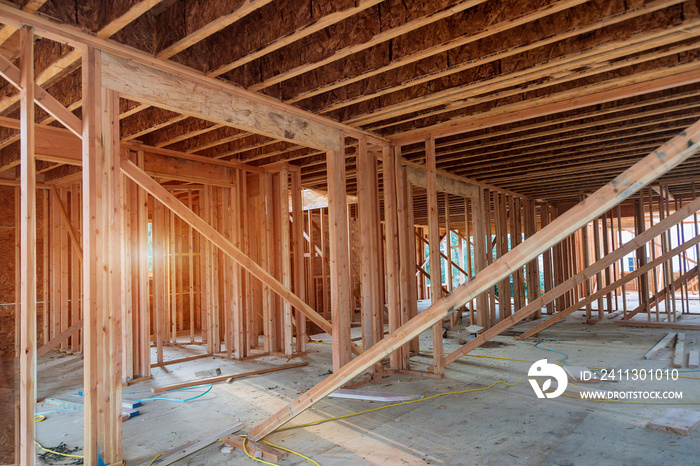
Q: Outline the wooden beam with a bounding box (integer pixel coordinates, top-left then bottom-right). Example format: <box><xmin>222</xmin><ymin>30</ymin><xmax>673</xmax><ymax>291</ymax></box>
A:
<box><xmin>0</xmin><ymin>52</ymin><xmax>82</xmax><ymax>137</ymax></box>
<box><xmin>0</xmin><ymin>2</ymin><xmax>389</xmax><ymax>148</ymax></box>
<box><xmin>246</xmin><ymin>119</ymin><xmax>700</xmax><ymax>442</ymax></box>
<box><xmin>391</xmin><ymin>68</ymin><xmax>700</xmax><ymax>146</ymax></box>
<box><xmin>405</xmin><ymin>162</ymin><xmax>478</xmax><ymax>199</ymax></box>
<box><xmin>18</xmin><ymin>25</ymin><xmax>36</xmax><ymax>466</ymax></box>
<box><xmin>383</xmin><ymin>146</ymin><xmax>401</xmax><ymax>369</ymax></box>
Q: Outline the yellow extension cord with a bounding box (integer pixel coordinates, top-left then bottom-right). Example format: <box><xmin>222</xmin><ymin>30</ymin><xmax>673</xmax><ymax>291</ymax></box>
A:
<box><xmin>32</xmin><ymin>340</ymin><xmax>700</xmax><ymax>466</ymax></box>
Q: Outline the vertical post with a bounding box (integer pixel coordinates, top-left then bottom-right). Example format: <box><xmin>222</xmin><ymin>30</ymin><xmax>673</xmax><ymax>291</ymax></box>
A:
<box><xmin>291</xmin><ymin>170</ymin><xmax>306</xmax><ymax>353</ymax></box>
<box><xmin>474</xmin><ymin>188</ymin><xmax>488</xmax><ymax>327</ymax></box>
<box><xmin>137</xmin><ymin>152</ymin><xmax>150</xmax><ymax>377</ymax></box>
<box><xmin>396</xmin><ymin>146</ymin><xmax>415</xmax><ymax>365</ymax></box>
<box><xmin>383</xmin><ymin>146</ymin><xmax>402</xmax><ymax>369</ymax></box>
<box><xmin>280</xmin><ymin>168</ymin><xmax>293</xmax><ymax>356</ymax></box>
<box><xmin>19</xmin><ymin>25</ymin><xmax>36</xmax><ymax>466</ymax></box>
<box><xmin>358</xmin><ymin>138</ymin><xmax>380</xmax><ymax>350</ymax></box>
<box><xmin>327</xmin><ymin>132</ymin><xmax>352</xmax><ymax>370</ymax></box>
<box><xmin>426</xmin><ymin>138</ymin><xmax>443</xmax><ymax>375</ymax></box>
<box><xmin>82</xmin><ymin>45</ymin><xmax>101</xmax><ymax>466</ymax></box>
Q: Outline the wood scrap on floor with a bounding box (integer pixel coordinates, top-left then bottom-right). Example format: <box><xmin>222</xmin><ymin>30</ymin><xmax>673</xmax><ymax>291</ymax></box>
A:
<box><xmin>647</xmin><ymin>409</ymin><xmax>700</xmax><ymax>436</ymax></box>
<box><xmin>644</xmin><ymin>332</ymin><xmax>677</xmax><ymax>360</ymax></box>
<box><xmin>195</xmin><ymin>368</ymin><xmax>221</xmax><ymax>378</ymax></box>
<box><xmin>45</xmin><ymin>397</ymin><xmax>140</xmax><ymax>421</ymax></box>
<box><xmin>142</xmin><ymin>422</ymin><xmax>244</xmax><ymax>465</ymax></box>
<box><xmin>672</xmin><ymin>333</ymin><xmax>686</xmax><ymax>368</ymax></box>
<box><xmin>221</xmin><ymin>434</ymin><xmax>288</xmax><ymax>462</ymax></box>
<box><xmin>151</xmin><ymin>361</ymin><xmax>309</xmax><ymax>393</ymax></box>
<box><xmin>689</xmin><ymin>351</ymin><xmax>700</xmax><ymax>369</ymax></box>
<box><xmin>328</xmin><ymin>389</ymin><xmax>423</xmax><ymax>402</ymax></box>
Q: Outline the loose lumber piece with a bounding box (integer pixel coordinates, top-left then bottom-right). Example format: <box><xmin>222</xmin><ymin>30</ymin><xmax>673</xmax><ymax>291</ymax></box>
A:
<box><xmin>616</xmin><ymin>321</ymin><xmax>700</xmax><ymax>331</ymax></box>
<box><xmin>688</xmin><ymin>351</ymin><xmax>700</xmax><ymax>369</ymax></box>
<box><xmin>150</xmin><ymin>353</ymin><xmax>214</xmax><ymax>368</ymax></box>
<box><xmin>143</xmin><ymin>422</ymin><xmax>244</xmax><ymax>466</ymax></box>
<box><xmin>221</xmin><ymin>435</ymin><xmax>288</xmax><ymax>462</ymax></box>
<box><xmin>644</xmin><ymin>332</ymin><xmax>677</xmax><ymax>360</ymax></box>
<box><xmin>151</xmin><ymin>362</ymin><xmax>309</xmax><ymax>393</ymax></box>
<box><xmin>45</xmin><ymin>398</ymin><xmax>140</xmax><ymax>419</ymax></box>
<box><xmin>647</xmin><ymin>409</ymin><xmax>700</xmax><ymax>436</ymax></box>
<box><xmin>248</xmin><ymin>115</ymin><xmax>700</xmax><ymax>443</ymax></box>
<box><xmin>673</xmin><ymin>333</ymin><xmax>686</xmax><ymax>368</ymax></box>
<box><xmin>328</xmin><ymin>389</ymin><xmax>422</xmax><ymax>402</ymax></box>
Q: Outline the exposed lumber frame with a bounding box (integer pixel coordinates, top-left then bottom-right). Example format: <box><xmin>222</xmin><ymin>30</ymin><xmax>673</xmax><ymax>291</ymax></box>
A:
<box><xmin>390</xmin><ymin>68</ymin><xmax>700</xmax><ymax>146</ymax></box>
<box><xmin>287</xmin><ymin>0</ymin><xmax>587</xmax><ymax>105</ymax></box>
<box><xmin>207</xmin><ymin>0</ymin><xmax>383</xmax><ymax>78</ymax></box>
<box><xmin>0</xmin><ymin>0</ymin><xmax>165</xmax><ymax>115</ymax></box>
<box><xmin>248</xmin><ymin>0</ymin><xmax>488</xmax><ymax>92</ymax></box>
<box><xmin>247</xmin><ymin>119</ymin><xmax>700</xmax><ymax>441</ymax></box>
<box><xmin>101</xmin><ymin>52</ymin><xmax>343</xmax><ymax>152</ymax></box>
<box><xmin>0</xmin><ymin>3</ymin><xmax>389</xmax><ymax>147</ymax></box>
<box><xmin>518</xmin><ymin>233</ymin><xmax>700</xmax><ymax>339</ymax></box>
<box><xmin>624</xmin><ymin>266</ymin><xmax>699</xmax><ymax>319</ymax></box>
<box><xmin>0</xmin><ymin>53</ymin><xmax>82</xmax><ymax>137</ymax></box>
<box><xmin>18</xmin><ymin>25</ymin><xmax>36</xmax><ymax>466</ymax></box>
<box><xmin>426</xmin><ymin>138</ymin><xmax>444</xmax><ymax>375</ymax></box>
<box><xmin>326</xmin><ymin>134</ymin><xmax>352</xmax><ymax>369</ymax></box>
<box><xmin>309</xmin><ymin>0</ymin><xmax>687</xmax><ymax>113</ymax></box>
<box><xmin>120</xmin><ymin>158</ymin><xmax>364</xmax><ymax>357</ymax></box>
<box><xmin>156</xmin><ymin>0</ymin><xmax>275</xmax><ymax>59</ymax></box>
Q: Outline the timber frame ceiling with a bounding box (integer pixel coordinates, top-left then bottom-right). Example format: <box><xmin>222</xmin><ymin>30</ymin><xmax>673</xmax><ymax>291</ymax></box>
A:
<box><xmin>1</xmin><ymin>0</ymin><xmax>700</xmax><ymax>211</ymax></box>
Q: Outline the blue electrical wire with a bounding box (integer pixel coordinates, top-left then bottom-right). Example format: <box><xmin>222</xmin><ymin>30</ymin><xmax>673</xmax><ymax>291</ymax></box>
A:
<box><xmin>132</xmin><ymin>384</ymin><xmax>213</xmax><ymax>403</ymax></box>
<box><xmin>533</xmin><ymin>337</ymin><xmax>570</xmax><ymax>366</ymax></box>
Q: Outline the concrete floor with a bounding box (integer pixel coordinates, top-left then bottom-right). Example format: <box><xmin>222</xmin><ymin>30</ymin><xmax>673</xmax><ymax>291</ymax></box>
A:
<box><xmin>31</xmin><ymin>307</ymin><xmax>700</xmax><ymax>465</ymax></box>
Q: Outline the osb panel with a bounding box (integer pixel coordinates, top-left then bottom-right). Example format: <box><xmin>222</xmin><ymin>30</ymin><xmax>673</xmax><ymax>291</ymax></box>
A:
<box><xmin>375</xmin><ymin>47</ymin><xmax>698</xmax><ymax>136</ymax></box>
<box><xmin>165</xmin><ymin>125</ymin><xmax>248</xmax><ymax>154</ymax></box>
<box><xmin>285</xmin><ymin>0</ymin><xmax>630</xmax><ymax>108</ymax></box>
<box><xmin>320</xmin><ymin>0</ymin><xmax>682</xmax><ymax>123</ymax></box>
<box><xmin>121</xmin><ymin>106</ymin><xmax>182</xmax><ymax>139</ymax></box>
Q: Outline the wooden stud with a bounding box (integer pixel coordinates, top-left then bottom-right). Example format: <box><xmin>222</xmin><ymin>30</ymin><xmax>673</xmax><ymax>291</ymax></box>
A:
<box><xmin>326</xmin><ymin>133</ymin><xmax>352</xmax><ymax>370</ymax></box>
<box><xmin>426</xmin><ymin>138</ymin><xmax>444</xmax><ymax>375</ymax></box>
<box><xmin>18</xmin><ymin>25</ymin><xmax>36</xmax><ymax>466</ymax></box>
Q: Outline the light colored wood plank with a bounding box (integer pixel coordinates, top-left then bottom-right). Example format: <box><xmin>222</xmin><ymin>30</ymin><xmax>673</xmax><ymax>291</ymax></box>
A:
<box><xmin>688</xmin><ymin>351</ymin><xmax>699</xmax><ymax>369</ymax></box>
<box><xmin>644</xmin><ymin>332</ymin><xmax>677</xmax><ymax>360</ymax></box>
<box><xmin>18</xmin><ymin>26</ymin><xmax>36</xmax><ymax>466</ymax></box>
<box><xmin>326</xmin><ymin>135</ymin><xmax>352</xmax><ymax>370</ymax></box>
<box><xmin>141</xmin><ymin>422</ymin><xmax>244</xmax><ymax>466</ymax></box>
<box><xmin>101</xmin><ymin>52</ymin><xmax>342</xmax><ymax>152</ymax></box>
<box><xmin>647</xmin><ymin>409</ymin><xmax>700</xmax><ymax>436</ymax></box>
<box><xmin>672</xmin><ymin>332</ymin><xmax>685</xmax><ymax>368</ymax></box>
<box><xmin>426</xmin><ymin>138</ymin><xmax>444</xmax><ymax>375</ymax></box>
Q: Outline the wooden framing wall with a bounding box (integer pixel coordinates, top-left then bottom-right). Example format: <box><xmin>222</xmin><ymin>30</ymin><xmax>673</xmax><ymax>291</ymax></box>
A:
<box><xmin>2</xmin><ymin>5</ymin><xmax>700</xmax><ymax>465</ymax></box>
